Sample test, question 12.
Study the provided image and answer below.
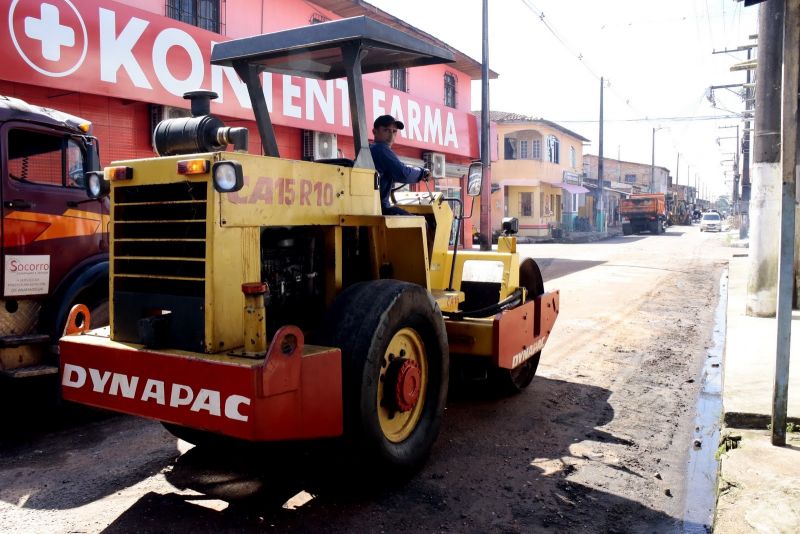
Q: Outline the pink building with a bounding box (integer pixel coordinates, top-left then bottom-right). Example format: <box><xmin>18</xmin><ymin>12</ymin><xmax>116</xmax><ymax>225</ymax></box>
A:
<box><xmin>1</xmin><ymin>0</ymin><xmax>486</xmax><ymax>184</ymax></box>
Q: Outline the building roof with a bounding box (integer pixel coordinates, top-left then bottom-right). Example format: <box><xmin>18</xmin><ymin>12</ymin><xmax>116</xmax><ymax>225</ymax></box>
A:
<box><xmin>312</xmin><ymin>0</ymin><xmax>496</xmax><ymax>80</ymax></box>
<box><xmin>584</xmin><ymin>153</ymin><xmax>670</xmax><ymax>173</ymax></box>
<box><xmin>477</xmin><ymin>111</ymin><xmax>591</xmax><ymax>143</ymax></box>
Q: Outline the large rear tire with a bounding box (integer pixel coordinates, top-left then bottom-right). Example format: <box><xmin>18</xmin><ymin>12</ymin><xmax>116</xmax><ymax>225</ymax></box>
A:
<box><xmin>622</xmin><ymin>223</ymin><xmax>632</xmax><ymax>236</ymax></box>
<box><xmin>319</xmin><ymin>280</ymin><xmax>448</xmax><ymax>469</ymax></box>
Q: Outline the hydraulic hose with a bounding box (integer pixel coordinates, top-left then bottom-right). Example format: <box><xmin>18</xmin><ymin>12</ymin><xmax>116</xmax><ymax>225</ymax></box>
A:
<box><xmin>443</xmin><ymin>288</ymin><xmax>524</xmax><ymax>320</ymax></box>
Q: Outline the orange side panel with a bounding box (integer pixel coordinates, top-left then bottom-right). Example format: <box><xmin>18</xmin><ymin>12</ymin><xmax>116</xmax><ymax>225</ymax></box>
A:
<box><xmin>494</xmin><ymin>291</ymin><xmax>560</xmax><ymax>370</ymax></box>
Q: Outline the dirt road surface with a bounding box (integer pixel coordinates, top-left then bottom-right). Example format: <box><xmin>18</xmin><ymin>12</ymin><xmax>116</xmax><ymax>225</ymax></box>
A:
<box><xmin>0</xmin><ymin>224</ymin><xmax>733</xmax><ymax>533</ymax></box>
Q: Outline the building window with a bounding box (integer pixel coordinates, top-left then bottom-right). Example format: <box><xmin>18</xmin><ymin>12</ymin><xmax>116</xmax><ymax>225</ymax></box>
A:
<box><xmin>569</xmin><ymin>146</ymin><xmax>576</xmax><ymax>168</ymax></box>
<box><xmin>390</xmin><ymin>68</ymin><xmax>408</xmax><ymax>92</ymax></box>
<box><xmin>624</xmin><ymin>173</ymin><xmax>637</xmax><ymax>183</ymax></box>
<box><xmin>504</xmin><ymin>137</ymin><xmax>518</xmax><ymax>160</ymax></box>
<box><xmin>167</xmin><ymin>0</ymin><xmax>220</xmax><ymax>33</ymax></box>
<box><xmin>309</xmin><ymin>12</ymin><xmax>329</xmax><ymax>24</ymax></box>
<box><xmin>444</xmin><ymin>72</ymin><xmax>457</xmax><ymax>108</ymax></box>
<box><xmin>519</xmin><ymin>140</ymin><xmax>529</xmax><ymax>159</ymax></box>
<box><xmin>520</xmin><ymin>192</ymin><xmax>532</xmax><ymax>216</ymax></box>
<box><xmin>546</xmin><ymin>135</ymin><xmax>560</xmax><ymax>164</ymax></box>
<box><xmin>532</xmin><ymin>139</ymin><xmax>541</xmax><ymax>160</ymax></box>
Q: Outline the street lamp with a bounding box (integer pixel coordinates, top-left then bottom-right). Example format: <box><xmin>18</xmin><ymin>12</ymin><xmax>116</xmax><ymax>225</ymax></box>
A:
<box><xmin>651</xmin><ymin>127</ymin><xmax>665</xmax><ymax>193</ymax></box>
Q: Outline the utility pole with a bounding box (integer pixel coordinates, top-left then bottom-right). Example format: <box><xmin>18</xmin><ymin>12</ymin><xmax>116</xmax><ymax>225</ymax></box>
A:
<box><xmin>650</xmin><ymin>128</ymin><xmax>656</xmax><ymax>192</ymax></box>
<box><xmin>719</xmin><ymin>125</ymin><xmax>741</xmax><ymax>213</ymax></box>
<box><xmin>479</xmin><ymin>0</ymin><xmax>491</xmax><ymax>250</ymax></box>
<box><xmin>772</xmin><ymin>0</ymin><xmax>799</xmax><ymax>447</ymax></box>
<box><xmin>734</xmin><ymin>124</ymin><xmax>740</xmax><ymax>214</ymax></box>
<box><xmin>741</xmin><ymin>46</ymin><xmax>754</xmax><ymax>238</ymax></box>
<box><xmin>597</xmin><ymin>76</ymin><xmax>604</xmax><ymax>231</ymax></box>
<box><xmin>747</xmin><ymin>0</ymin><xmax>784</xmax><ymax>317</ymax></box>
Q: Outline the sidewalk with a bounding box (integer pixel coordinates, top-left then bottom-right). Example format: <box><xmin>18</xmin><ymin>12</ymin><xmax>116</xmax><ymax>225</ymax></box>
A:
<box><xmin>714</xmin><ymin>234</ymin><xmax>800</xmax><ymax>533</ymax></box>
<box><xmin>515</xmin><ymin>224</ymin><xmax>623</xmax><ymax>244</ymax></box>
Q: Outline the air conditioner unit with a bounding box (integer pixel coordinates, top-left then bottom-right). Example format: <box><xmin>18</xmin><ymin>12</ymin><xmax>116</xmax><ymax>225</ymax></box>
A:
<box><xmin>422</xmin><ymin>152</ymin><xmax>446</xmax><ymax>178</ymax></box>
<box><xmin>149</xmin><ymin>105</ymin><xmax>191</xmax><ymax>147</ymax></box>
<box><xmin>313</xmin><ymin>131</ymin><xmax>337</xmax><ymax>160</ymax></box>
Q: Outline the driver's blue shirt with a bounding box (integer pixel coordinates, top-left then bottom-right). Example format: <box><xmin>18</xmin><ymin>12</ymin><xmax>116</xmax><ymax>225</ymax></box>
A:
<box><xmin>370</xmin><ymin>141</ymin><xmax>426</xmax><ymax>213</ymax></box>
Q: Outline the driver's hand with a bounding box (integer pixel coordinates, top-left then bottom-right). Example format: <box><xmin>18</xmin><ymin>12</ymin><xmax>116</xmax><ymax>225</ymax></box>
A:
<box><xmin>422</xmin><ymin>168</ymin><xmax>431</xmax><ymax>181</ymax></box>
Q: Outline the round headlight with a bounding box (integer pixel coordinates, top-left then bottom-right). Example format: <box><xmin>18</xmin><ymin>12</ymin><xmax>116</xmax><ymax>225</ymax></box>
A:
<box><xmin>85</xmin><ymin>171</ymin><xmax>109</xmax><ymax>199</ymax></box>
<box><xmin>212</xmin><ymin>161</ymin><xmax>243</xmax><ymax>193</ymax></box>
<box><xmin>88</xmin><ymin>173</ymin><xmax>103</xmax><ymax>197</ymax></box>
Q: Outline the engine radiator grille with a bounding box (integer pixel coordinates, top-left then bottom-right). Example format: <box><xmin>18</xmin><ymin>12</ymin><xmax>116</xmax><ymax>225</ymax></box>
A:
<box><xmin>111</xmin><ymin>181</ymin><xmax>209</xmax><ymax>351</ymax></box>
<box><xmin>113</xmin><ymin>182</ymin><xmax>208</xmax><ymax>297</ymax></box>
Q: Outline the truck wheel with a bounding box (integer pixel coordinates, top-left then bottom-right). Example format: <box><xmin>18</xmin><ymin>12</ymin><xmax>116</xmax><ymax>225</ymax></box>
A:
<box><xmin>320</xmin><ymin>280</ymin><xmax>448</xmax><ymax>469</ymax></box>
<box><xmin>87</xmin><ymin>299</ymin><xmax>109</xmax><ymax>328</ymax></box>
<box><xmin>622</xmin><ymin>223</ymin><xmax>632</xmax><ymax>236</ymax></box>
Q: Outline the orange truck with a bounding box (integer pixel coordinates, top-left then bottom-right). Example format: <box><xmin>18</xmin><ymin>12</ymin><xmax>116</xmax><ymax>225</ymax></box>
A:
<box><xmin>0</xmin><ymin>95</ymin><xmax>107</xmax><ymax>380</ymax></box>
<box><xmin>620</xmin><ymin>193</ymin><xmax>667</xmax><ymax>235</ymax></box>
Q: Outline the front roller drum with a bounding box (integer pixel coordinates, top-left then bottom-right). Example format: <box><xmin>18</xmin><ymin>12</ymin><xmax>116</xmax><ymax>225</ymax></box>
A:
<box><xmin>491</xmin><ymin>258</ymin><xmax>549</xmax><ymax>394</ymax></box>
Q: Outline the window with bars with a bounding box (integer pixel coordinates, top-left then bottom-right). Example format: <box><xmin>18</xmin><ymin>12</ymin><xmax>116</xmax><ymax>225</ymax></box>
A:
<box><xmin>520</xmin><ymin>192</ymin><xmax>532</xmax><ymax>217</ymax></box>
<box><xmin>624</xmin><ymin>173</ymin><xmax>637</xmax><ymax>183</ymax></box>
<box><xmin>519</xmin><ymin>140</ymin><xmax>529</xmax><ymax>159</ymax></box>
<box><xmin>391</xmin><ymin>68</ymin><xmax>408</xmax><ymax>91</ymax></box>
<box><xmin>444</xmin><ymin>72</ymin><xmax>457</xmax><ymax>108</ymax></box>
<box><xmin>532</xmin><ymin>139</ymin><xmax>541</xmax><ymax>159</ymax></box>
<box><xmin>166</xmin><ymin>0</ymin><xmax>221</xmax><ymax>33</ymax></box>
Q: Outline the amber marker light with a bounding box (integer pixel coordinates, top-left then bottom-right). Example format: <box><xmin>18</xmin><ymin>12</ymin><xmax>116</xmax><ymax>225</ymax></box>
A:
<box><xmin>177</xmin><ymin>159</ymin><xmax>210</xmax><ymax>175</ymax></box>
<box><xmin>107</xmin><ymin>166</ymin><xmax>133</xmax><ymax>181</ymax></box>
<box><xmin>78</xmin><ymin>122</ymin><xmax>91</xmax><ymax>133</ymax></box>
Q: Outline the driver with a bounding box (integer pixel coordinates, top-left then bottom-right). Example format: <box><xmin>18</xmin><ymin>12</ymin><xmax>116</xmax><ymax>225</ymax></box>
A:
<box><xmin>370</xmin><ymin>115</ymin><xmax>431</xmax><ymax>215</ymax></box>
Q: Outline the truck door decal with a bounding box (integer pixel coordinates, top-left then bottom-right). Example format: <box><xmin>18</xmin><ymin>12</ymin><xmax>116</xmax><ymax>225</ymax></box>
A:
<box><xmin>3</xmin><ymin>208</ymin><xmax>106</xmax><ymax>247</ymax></box>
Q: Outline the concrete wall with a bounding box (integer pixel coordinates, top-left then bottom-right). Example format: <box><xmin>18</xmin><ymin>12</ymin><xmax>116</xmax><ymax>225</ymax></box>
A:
<box><xmin>584</xmin><ymin>154</ymin><xmax>670</xmax><ymax>193</ymax></box>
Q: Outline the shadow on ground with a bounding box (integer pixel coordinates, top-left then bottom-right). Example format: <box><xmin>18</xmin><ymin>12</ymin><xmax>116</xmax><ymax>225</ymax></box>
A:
<box><xmin>100</xmin><ymin>377</ymin><xmax>682</xmax><ymax>533</ymax></box>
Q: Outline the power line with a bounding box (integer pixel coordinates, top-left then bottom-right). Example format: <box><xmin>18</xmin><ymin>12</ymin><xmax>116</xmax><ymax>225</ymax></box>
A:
<box><xmin>517</xmin><ymin>0</ymin><xmax>645</xmax><ymax>118</ymax></box>
<box><xmin>550</xmin><ymin>114</ymin><xmax>744</xmax><ymax>124</ymax></box>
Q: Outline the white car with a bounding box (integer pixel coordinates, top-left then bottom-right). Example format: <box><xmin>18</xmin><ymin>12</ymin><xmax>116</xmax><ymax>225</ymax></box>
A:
<box><xmin>700</xmin><ymin>212</ymin><xmax>721</xmax><ymax>232</ymax></box>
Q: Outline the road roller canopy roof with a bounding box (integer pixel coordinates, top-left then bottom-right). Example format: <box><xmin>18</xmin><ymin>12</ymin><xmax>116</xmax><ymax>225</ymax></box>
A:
<box><xmin>210</xmin><ymin>16</ymin><xmax>455</xmax><ymax>80</ymax></box>
<box><xmin>210</xmin><ymin>16</ymin><xmax>456</xmax><ymax>165</ymax></box>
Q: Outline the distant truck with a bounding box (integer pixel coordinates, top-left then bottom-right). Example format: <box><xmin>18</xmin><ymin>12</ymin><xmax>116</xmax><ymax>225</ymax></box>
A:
<box><xmin>620</xmin><ymin>193</ymin><xmax>666</xmax><ymax>235</ymax></box>
<box><xmin>0</xmin><ymin>95</ymin><xmax>108</xmax><ymax>379</ymax></box>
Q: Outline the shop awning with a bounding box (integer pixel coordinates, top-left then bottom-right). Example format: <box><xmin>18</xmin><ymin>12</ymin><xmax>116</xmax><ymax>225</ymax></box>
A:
<box><xmin>554</xmin><ymin>183</ymin><xmax>590</xmax><ymax>194</ymax></box>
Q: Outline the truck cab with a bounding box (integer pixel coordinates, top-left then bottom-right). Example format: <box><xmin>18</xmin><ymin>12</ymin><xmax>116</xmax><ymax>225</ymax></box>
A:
<box><xmin>0</xmin><ymin>95</ymin><xmax>107</xmax><ymax>379</ymax></box>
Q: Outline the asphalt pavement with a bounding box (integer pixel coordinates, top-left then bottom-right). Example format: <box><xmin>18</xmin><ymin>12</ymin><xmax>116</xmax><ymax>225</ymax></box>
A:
<box><xmin>714</xmin><ymin>230</ymin><xmax>800</xmax><ymax>533</ymax></box>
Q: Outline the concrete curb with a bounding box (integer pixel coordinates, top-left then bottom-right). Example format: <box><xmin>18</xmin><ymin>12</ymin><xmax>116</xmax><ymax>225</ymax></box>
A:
<box><xmin>714</xmin><ymin>233</ymin><xmax>800</xmax><ymax>533</ymax></box>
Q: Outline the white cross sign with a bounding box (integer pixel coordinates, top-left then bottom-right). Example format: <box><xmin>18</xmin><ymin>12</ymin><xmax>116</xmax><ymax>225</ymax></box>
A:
<box><xmin>25</xmin><ymin>3</ymin><xmax>75</xmax><ymax>61</ymax></box>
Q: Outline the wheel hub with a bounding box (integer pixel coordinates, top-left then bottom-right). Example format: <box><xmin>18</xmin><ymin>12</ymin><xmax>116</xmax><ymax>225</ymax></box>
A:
<box><xmin>387</xmin><ymin>359</ymin><xmax>421</xmax><ymax>412</ymax></box>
